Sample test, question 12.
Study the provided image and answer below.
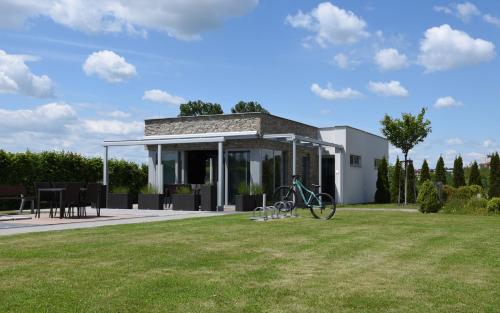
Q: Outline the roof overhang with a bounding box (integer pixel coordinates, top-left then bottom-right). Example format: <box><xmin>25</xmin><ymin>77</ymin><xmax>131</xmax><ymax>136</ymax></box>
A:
<box><xmin>262</xmin><ymin>133</ymin><xmax>344</xmax><ymax>150</ymax></box>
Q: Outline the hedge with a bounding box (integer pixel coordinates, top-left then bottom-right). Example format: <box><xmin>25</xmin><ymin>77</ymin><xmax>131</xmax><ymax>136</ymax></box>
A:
<box><xmin>0</xmin><ymin>150</ymin><xmax>147</xmax><ymax>206</ymax></box>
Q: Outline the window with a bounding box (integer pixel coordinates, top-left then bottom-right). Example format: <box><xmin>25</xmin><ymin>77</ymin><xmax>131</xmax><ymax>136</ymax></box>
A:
<box><xmin>262</xmin><ymin>150</ymin><xmax>287</xmax><ymax>197</ymax></box>
<box><xmin>350</xmin><ymin>154</ymin><xmax>362</xmax><ymax>167</ymax></box>
<box><xmin>374</xmin><ymin>158</ymin><xmax>383</xmax><ymax>169</ymax></box>
<box><xmin>228</xmin><ymin>151</ymin><xmax>250</xmax><ymax>204</ymax></box>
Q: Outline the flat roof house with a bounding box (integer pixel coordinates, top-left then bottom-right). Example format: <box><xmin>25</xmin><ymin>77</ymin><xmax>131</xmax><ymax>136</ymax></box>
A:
<box><xmin>103</xmin><ymin>113</ymin><xmax>388</xmax><ymax>208</ymax></box>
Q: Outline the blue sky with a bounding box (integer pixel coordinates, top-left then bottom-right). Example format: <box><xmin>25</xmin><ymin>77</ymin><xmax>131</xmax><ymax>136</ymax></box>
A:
<box><xmin>0</xmin><ymin>0</ymin><xmax>499</xmax><ymax>167</ymax></box>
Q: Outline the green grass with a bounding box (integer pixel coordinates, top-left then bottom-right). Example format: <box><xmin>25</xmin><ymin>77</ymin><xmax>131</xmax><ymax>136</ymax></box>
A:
<box><xmin>0</xmin><ymin>211</ymin><xmax>499</xmax><ymax>312</ymax></box>
<box><xmin>338</xmin><ymin>202</ymin><xmax>419</xmax><ymax>209</ymax></box>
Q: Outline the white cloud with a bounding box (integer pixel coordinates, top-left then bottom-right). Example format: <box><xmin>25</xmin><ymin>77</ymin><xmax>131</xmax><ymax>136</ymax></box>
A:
<box><xmin>374</xmin><ymin>48</ymin><xmax>408</xmax><ymax>71</ymax></box>
<box><xmin>142</xmin><ymin>89</ymin><xmax>186</xmax><ymax>106</ymax></box>
<box><xmin>0</xmin><ymin>0</ymin><xmax>258</xmax><ymax>41</ymax></box>
<box><xmin>332</xmin><ymin>53</ymin><xmax>349</xmax><ymax>69</ymax></box>
<box><xmin>483</xmin><ymin>14</ymin><xmax>500</xmax><ymax>27</ymax></box>
<box><xmin>446</xmin><ymin>138</ymin><xmax>464</xmax><ymax>145</ymax></box>
<box><xmin>367</xmin><ymin>81</ymin><xmax>408</xmax><ymax>97</ymax></box>
<box><xmin>82</xmin><ymin>120</ymin><xmax>143</xmax><ymax>135</ymax></box>
<box><xmin>286</xmin><ymin>2</ymin><xmax>368</xmax><ymax>46</ymax></box>
<box><xmin>482</xmin><ymin>139</ymin><xmax>495</xmax><ymax>148</ymax></box>
<box><xmin>311</xmin><ymin>83</ymin><xmax>362</xmax><ymax>101</ymax></box>
<box><xmin>83</xmin><ymin>50</ymin><xmax>136</xmax><ymax>83</ymax></box>
<box><xmin>0</xmin><ymin>50</ymin><xmax>54</xmax><ymax>98</ymax></box>
<box><xmin>434</xmin><ymin>96</ymin><xmax>463</xmax><ymax>109</ymax></box>
<box><xmin>105</xmin><ymin>110</ymin><xmax>131</xmax><ymax>118</ymax></box>
<box><xmin>434</xmin><ymin>2</ymin><xmax>480</xmax><ymax>22</ymax></box>
<box><xmin>418</xmin><ymin>24</ymin><xmax>495</xmax><ymax>72</ymax></box>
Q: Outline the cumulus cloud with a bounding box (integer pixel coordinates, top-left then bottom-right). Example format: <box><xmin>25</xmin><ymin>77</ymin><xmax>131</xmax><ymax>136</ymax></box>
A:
<box><xmin>418</xmin><ymin>24</ymin><xmax>495</xmax><ymax>72</ymax></box>
<box><xmin>368</xmin><ymin>81</ymin><xmax>408</xmax><ymax>97</ymax></box>
<box><xmin>434</xmin><ymin>2</ymin><xmax>480</xmax><ymax>22</ymax></box>
<box><xmin>82</xmin><ymin>120</ymin><xmax>143</xmax><ymax>135</ymax></box>
<box><xmin>104</xmin><ymin>110</ymin><xmax>131</xmax><ymax>118</ymax></box>
<box><xmin>0</xmin><ymin>0</ymin><xmax>258</xmax><ymax>41</ymax></box>
<box><xmin>142</xmin><ymin>89</ymin><xmax>186</xmax><ymax>106</ymax></box>
<box><xmin>0</xmin><ymin>50</ymin><xmax>54</xmax><ymax>98</ymax></box>
<box><xmin>482</xmin><ymin>139</ymin><xmax>495</xmax><ymax>148</ymax></box>
<box><xmin>83</xmin><ymin>50</ymin><xmax>136</xmax><ymax>83</ymax></box>
<box><xmin>374</xmin><ymin>48</ymin><xmax>408</xmax><ymax>71</ymax></box>
<box><xmin>286</xmin><ymin>2</ymin><xmax>368</xmax><ymax>46</ymax></box>
<box><xmin>446</xmin><ymin>138</ymin><xmax>464</xmax><ymax>145</ymax></box>
<box><xmin>434</xmin><ymin>96</ymin><xmax>463</xmax><ymax>109</ymax></box>
<box><xmin>311</xmin><ymin>83</ymin><xmax>362</xmax><ymax>101</ymax></box>
<box><xmin>483</xmin><ymin>14</ymin><xmax>500</xmax><ymax>27</ymax></box>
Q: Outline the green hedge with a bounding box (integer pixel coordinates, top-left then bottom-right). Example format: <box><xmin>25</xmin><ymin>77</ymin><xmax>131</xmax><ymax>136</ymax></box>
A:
<box><xmin>0</xmin><ymin>150</ymin><xmax>147</xmax><ymax>206</ymax></box>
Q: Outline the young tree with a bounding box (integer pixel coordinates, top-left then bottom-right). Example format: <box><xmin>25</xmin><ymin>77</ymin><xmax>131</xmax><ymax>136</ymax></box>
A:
<box><xmin>179</xmin><ymin>100</ymin><xmax>223</xmax><ymax>116</ymax></box>
<box><xmin>381</xmin><ymin>108</ymin><xmax>431</xmax><ymax>205</ymax></box>
<box><xmin>435</xmin><ymin>156</ymin><xmax>447</xmax><ymax>185</ymax></box>
<box><xmin>390</xmin><ymin>157</ymin><xmax>403</xmax><ymax>204</ymax></box>
<box><xmin>489</xmin><ymin>153</ymin><xmax>500</xmax><ymax>198</ymax></box>
<box><xmin>468</xmin><ymin>161</ymin><xmax>482</xmax><ymax>186</ymax></box>
<box><xmin>406</xmin><ymin>161</ymin><xmax>416</xmax><ymax>203</ymax></box>
<box><xmin>452</xmin><ymin>156</ymin><xmax>466</xmax><ymax>187</ymax></box>
<box><xmin>420</xmin><ymin>159</ymin><xmax>431</xmax><ymax>184</ymax></box>
<box><xmin>231</xmin><ymin>101</ymin><xmax>269</xmax><ymax>114</ymax></box>
<box><xmin>375</xmin><ymin>158</ymin><xmax>391</xmax><ymax>203</ymax></box>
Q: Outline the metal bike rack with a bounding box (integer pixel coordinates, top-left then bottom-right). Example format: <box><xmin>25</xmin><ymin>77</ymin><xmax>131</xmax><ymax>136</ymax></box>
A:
<box><xmin>251</xmin><ymin>194</ymin><xmax>297</xmax><ymax>221</ymax></box>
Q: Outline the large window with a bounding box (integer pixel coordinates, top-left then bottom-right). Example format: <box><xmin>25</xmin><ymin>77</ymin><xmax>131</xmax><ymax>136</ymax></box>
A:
<box><xmin>227</xmin><ymin>151</ymin><xmax>250</xmax><ymax>204</ymax></box>
<box><xmin>262</xmin><ymin>150</ymin><xmax>287</xmax><ymax>197</ymax></box>
<box><xmin>350</xmin><ymin>154</ymin><xmax>362</xmax><ymax>168</ymax></box>
<box><xmin>162</xmin><ymin>151</ymin><xmax>177</xmax><ymax>184</ymax></box>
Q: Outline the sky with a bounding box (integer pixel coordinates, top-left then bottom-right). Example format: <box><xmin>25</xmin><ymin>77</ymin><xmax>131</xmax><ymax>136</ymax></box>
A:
<box><xmin>0</xmin><ymin>0</ymin><xmax>499</xmax><ymax>167</ymax></box>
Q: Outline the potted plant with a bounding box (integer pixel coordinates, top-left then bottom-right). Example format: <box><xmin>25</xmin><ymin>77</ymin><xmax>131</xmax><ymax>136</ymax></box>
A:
<box><xmin>200</xmin><ymin>183</ymin><xmax>217</xmax><ymax>211</ymax></box>
<box><xmin>107</xmin><ymin>186</ymin><xmax>133</xmax><ymax>209</ymax></box>
<box><xmin>251</xmin><ymin>184</ymin><xmax>264</xmax><ymax>208</ymax></box>
<box><xmin>172</xmin><ymin>186</ymin><xmax>201</xmax><ymax>211</ymax></box>
<box><xmin>235</xmin><ymin>183</ymin><xmax>254</xmax><ymax>211</ymax></box>
<box><xmin>138</xmin><ymin>184</ymin><xmax>164</xmax><ymax>210</ymax></box>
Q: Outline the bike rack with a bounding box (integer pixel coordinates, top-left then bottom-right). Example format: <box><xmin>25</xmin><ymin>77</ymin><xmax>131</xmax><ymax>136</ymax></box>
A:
<box><xmin>250</xmin><ymin>194</ymin><xmax>297</xmax><ymax>221</ymax></box>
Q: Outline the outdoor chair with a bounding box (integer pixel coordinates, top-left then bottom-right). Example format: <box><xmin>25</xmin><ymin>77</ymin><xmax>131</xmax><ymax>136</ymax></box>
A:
<box><xmin>34</xmin><ymin>182</ymin><xmax>54</xmax><ymax>218</ymax></box>
<box><xmin>86</xmin><ymin>183</ymin><xmax>102</xmax><ymax>217</ymax></box>
<box><xmin>63</xmin><ymin>182</ymin><xmax>83</xmax><ymax>217</ymax></box>
<box><xmin>0</xmin><ymin>185</ymin><xmax>35</xmax><ymax>214</ymax></box>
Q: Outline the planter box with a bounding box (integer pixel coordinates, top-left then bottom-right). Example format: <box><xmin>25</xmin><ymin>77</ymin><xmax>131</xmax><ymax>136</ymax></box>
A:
<box><xmin>107</xmin><ymin>193</ymin><xmax>132</xmax><ymax>209</ymax></box>
<box><xmin>138</xmin><ymin>194</ymin><xmax>164</xmax><ymax>210</ymax></box>
<box><xmin>253</xmin><ymin>194</ymin><xmax>263</xmax><ymax>208</ymax></box>
<box><xmin>172</xmin><ymin>194</ymin><xmax>201</xmax><ymax>211</ymax></box>
<box><xmin>200</xmin><ymin>185</ymin><xmax>217</xmax><ymax>211</ymax></box>
<box><xmin>235</xmin><ymin>194</ymin><xmax>255</xmax><ymax>212</ymax></box>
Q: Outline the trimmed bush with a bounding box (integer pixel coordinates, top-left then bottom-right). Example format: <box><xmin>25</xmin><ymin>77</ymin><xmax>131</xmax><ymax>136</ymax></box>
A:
<box><xmin>417</xmin><ymin>181</ymin><xmax>442</xmax><ymax>213</ymax></box>
<box><xmin>455</xmin><ymin>185</ymin><xmax>484</xmax><ymax>200</ymax></box>
<box><xmin>442</xmin><ymin>185</ymin><xmax>456</xmax><ymax>202</ymax></box>
<box><xmin>486</xmin><ymin>198</ymin><xmax>500</xmax><ymax>212</ymax></box>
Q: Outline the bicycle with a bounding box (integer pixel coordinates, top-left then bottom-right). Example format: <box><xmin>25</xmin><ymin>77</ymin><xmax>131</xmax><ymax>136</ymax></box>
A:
<box><xmin>272</xmin><ymin>175</ymin><xmax>336</xmax><ymax>220</ymax></box>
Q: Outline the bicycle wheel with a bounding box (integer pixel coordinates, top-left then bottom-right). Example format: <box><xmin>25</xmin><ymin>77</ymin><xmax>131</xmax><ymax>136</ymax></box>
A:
<box><xmin>272</xmin><ymin>186</ymin><xmax>297</xmax><ymax>213</ymax></box>
<box><xmin>309</xmin><ymin>192</ymin><xmax>336</xmax><ymax>220</ymax></box>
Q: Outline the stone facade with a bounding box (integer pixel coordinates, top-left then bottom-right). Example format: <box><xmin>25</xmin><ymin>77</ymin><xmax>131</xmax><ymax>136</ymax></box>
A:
<box><xmin>144</xmin><ymin>113</ymin><xmax>319</xmax><ymax>138</ymax></box>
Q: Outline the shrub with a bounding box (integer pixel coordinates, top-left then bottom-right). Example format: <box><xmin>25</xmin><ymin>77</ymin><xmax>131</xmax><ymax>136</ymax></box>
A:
<box><xmin>250</xmin><ymin>184</ymin><xmax>263</xmax><ymax>195</ymax></box>
<box><xmin>442</xmin><ymin>197</ymin><xmax>488</xmax><ymax>215</ymax></box>
<box><xmin>455</xmin><ymin>185</ymin><xmax>484</xmax><ymax>200</ymax></box>
<box><xmin>237</xmin><ymin>182</ymin><xmax>250</xmax><ymax>195</ymax></box>
<box><xmin>375</xmin><ymin>158</ymin><xmax>390</xmax><ymax>203</ymax></box>
<box><xmin>441</xmin><ymin>185</ymin><xmax>456</xmax><ymax>202</ymax></box>
<box><xmin>417</xmin><ymin>181</ymin><xmax>442</xmax><ymax>213</ymax></box>
<box><xmin>111</xmin><ymin>186</ymin><xmax>129</xmax><ymax>194</ymax></box>
<box><xmin>140</xmin><ymin>184</ymin><xmax>157</xmax><ymax>194</ymax></box>
<box><xmin>176</xmin><ymin>186</ymin><xmax>193</xmax><ymax>195</ymax></box>
<box><xmin>486</xmin><ymin>198</ymin><xmax>500</xmax><ymax>212</ymax></box>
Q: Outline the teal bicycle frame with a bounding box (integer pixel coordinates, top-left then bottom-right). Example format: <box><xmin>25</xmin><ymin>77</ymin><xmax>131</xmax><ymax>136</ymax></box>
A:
<box><xmin>292</xmin><ymin>177</ymin><xmax>322</xmax><ymax>208</ymax></box>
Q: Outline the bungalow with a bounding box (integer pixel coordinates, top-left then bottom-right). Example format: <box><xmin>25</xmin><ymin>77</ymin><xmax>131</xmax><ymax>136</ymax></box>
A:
<box><xmin>103</xmin><ymin>113</ymin><xmax>388</xmax><ymax>208</ymax></box>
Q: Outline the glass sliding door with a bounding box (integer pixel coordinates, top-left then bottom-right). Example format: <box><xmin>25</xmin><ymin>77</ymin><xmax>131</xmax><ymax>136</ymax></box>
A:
<box><xmin>227</xmin><ymin>151</ymin><xmax>250</xmax><ymax>204</ymax></box>
<box><xmin>262</xmin><ymin>149</ymin><xmax>287</xmax><ymax>198</ymax></box>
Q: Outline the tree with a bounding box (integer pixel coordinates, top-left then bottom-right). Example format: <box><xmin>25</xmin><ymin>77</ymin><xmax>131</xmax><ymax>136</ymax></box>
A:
<box><xmin>381</xmin><ymin>108</ymin><xmax>431</xmax><ymax>205</ymax></box>
<box><xmin>435</xmin><ymin>156</ymin><xmax>447</xmax><ymax>185</ymax></box>
<box><xmin>468</xmin><ymin>161</ymin><xmax>482</xmax><ymax>187</ymax></box>
<box><xmin>231</xmin><ymin>101</ymin><xmax>269</xmax><ymax>114</ymax></box>
<box><xmin>406</xmin><ymin>161</ymin><xmax>416</xmax><ymax>203</ymax></box>
<box><xmin>179</xmin><ymin>100</ymin><xmax>223</xmax><ymax>116</ymax></box>
<box><xmin>375</xmin><ymin>158</ymin><xmax>391</xmax><ymax>203</ymax></box>
<box><xmin>417</xmin><ymin>181</ymin><xmax>442</xmax><ymax>213</ymax></box>
<box><xmin>420</xmin><ymin>159</ymin><xmax>431</xmax><ymax>184</ymax></box>
<box><xmin>390</xmin><ymin>157</ymin><xmax>403</xmax><ymax>204</ymax></box>
<box><xmin>452</xmin><ymin>156</ymin><xmax>466</xmax><ymax>187</ymax></box>
<box><xmin>489</xmin><ymin>152</ymin><xmax>500</xmax><ymax>198</ymax></box>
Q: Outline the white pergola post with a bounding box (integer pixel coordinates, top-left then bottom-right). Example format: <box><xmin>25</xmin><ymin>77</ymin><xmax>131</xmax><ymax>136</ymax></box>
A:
<box><xmin>292</xmin><ymin>139</ymin><xmax>297</xmax><ymax>176</ymax></box>
<box><xmin>318</xmin><ymin>145</ymin><xmax>322</xmax><ymax>194</ymax></box>
<box><xmin>103</xmin><ymin>146</ymin><xmax>109</xmax><ymax>187</ymax></box>
<box><xmin>217</xmin><ymin>141</ymin><xmax>224</xmax><ymax>211</ymax></box>
<box><xmin>157</xmin><ymin>145</ymin><xmax>163</xmax><ymax>194</ymax></box>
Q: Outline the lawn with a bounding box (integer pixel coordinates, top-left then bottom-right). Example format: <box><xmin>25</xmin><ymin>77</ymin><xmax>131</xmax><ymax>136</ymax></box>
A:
<box><xmin>0</xmin><ymin>211</ymin><xmax>499</xmax><ymax>312</ymax></box>
<box><xmin>338</xmin><ymin>203</ymin><xmax>419</xmax><ymax>209</ymax></box>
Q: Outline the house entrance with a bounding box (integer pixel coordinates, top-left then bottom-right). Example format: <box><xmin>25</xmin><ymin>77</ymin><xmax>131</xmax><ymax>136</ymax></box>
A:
<box><xmin>186</xmin><ymin>150</ymin><xmax>218</xmax><ymax>185</ymax></box>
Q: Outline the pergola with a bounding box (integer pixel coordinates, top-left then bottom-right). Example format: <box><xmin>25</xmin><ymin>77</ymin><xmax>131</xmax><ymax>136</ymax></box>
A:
<box><xmin>102</xmin><ymin>131</ymin><xmax>344</xmax><ymax>210</ymax></box>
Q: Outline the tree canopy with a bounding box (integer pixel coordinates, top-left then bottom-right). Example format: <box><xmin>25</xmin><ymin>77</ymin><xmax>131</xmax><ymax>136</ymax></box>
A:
<box><xmin>468</xmin><ymin>161</ymin><xmax>482</xmax><ymax>187</ymax></box>
<box><xmin>231</xmin><ymin>101</ymin><xmax>269</xmax><ymax>114</ymax></box>
<box><xmin>375</xmin><ymin>158</ymin><xmax>390</xmax><ymax>203</ymax></box>
<box><xmin>452</xmin><ymin>156</ymin><xmax>466</xmax><ymax>187</ymax></box>
<box><xmin>420</xmin><ymin>159</ymin><xmax>431</xmax><ymax>184</ymax></box>
<box><xmin>489</xmin><ymin>153</ymin><xmax>500</xmax><ymax>198</ymax></box>
<box><xmin>179</xmin><ymin>100</ymin><xmax>223</xmax><ymax>116</ymax></box>
<box><xmin>435</xmin><ymin>156</ymin><xmax>447</xmax><ymax>185</ymax></box>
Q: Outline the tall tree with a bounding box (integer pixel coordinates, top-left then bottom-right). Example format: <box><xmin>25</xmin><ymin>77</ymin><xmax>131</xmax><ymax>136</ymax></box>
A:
<box><xmin>381</xmin><ymin>108</ymin><xmax>432</xmax><ymax>205</ymax></box>
<box><xmin>452</xmin><ymin>156</ymin><xmax>466</xmax><ymax>187</ymax></box>
<box><xmin>390</xmin><ymin>157</ymin><xmax>403</xmax><ymax>204</ymax></box>
<box><xmin>231</xmin><ymin>101</ymin><xmax>269</xmax><ymax>114</ymax></box>
<box><xmin>375</xmin><ymin>158</ymin><xmax>391</xmax><ymax>203</ymax></box>
<box><xmin>468</xmin><ymin>161</ymin><xmax>482</xmax><ymax>186</ymax></box>
<box><xmin>435</xmin><ymin>156</ymin><xmax>447</xmax><ymax>185</ymax></box>
<box><xmin>406</xmin><ymin>161</ymin><xmax>417</xmax><ymax>203</ymax></box>
<box><xmin>489</xmin><ymin>153</ymin><xmax>500</xmax><ymax>198</ymax></box>
<box><xmin>179</xmin><ymin>100</ymin><xmax>223</xmax><ymax>116</ymax></box>
<box><xmin>420</xmin><ymin>159</ymin><xmax>431</xmax><ymax>184</ymax></box>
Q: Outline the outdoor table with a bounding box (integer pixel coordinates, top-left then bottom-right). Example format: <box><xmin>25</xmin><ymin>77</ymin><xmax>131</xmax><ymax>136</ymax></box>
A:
<box><xmin>37</xmin><ymin>188</ymin><xmax>65</xmax><ymax>219</ymax></box>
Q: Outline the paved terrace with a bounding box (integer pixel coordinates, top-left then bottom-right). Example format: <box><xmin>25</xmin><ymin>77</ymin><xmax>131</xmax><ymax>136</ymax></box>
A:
<box><xmin>0</xmin><ymin>208</ymin><xmax>235</xmax><ymax>237</ymax></box>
